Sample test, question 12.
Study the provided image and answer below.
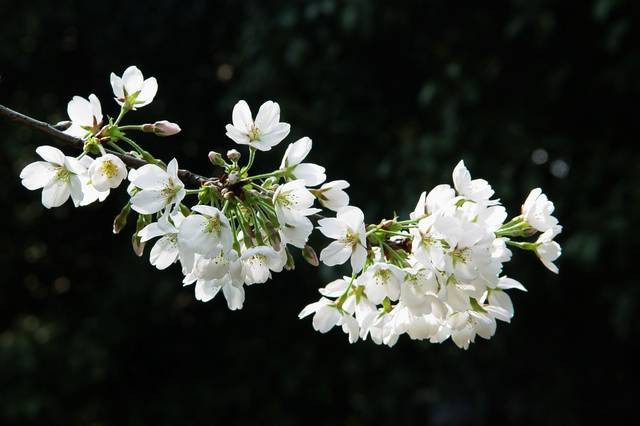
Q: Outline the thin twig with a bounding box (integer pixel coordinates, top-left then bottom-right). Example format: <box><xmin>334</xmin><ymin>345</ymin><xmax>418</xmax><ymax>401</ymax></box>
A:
<box><xmin>0</xmin><ymin>103</ymin><xmax>215</xmax><ymax>188</ymax></box>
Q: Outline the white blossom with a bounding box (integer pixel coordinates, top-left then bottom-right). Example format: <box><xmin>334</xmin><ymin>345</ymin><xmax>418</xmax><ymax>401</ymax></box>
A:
<box><xmin>298</xmin><ymin>297</ymin><xmax>342</xmax><ymax>334</ymax></box>
<box><xmin>225</xmin><ymin>100</ymin><xmax>290</xmax><ymax>151</ymax></box>
<box><xmin>240</xmin><ymin>246</ymin><xmax>286</xmax><ymax>285</ymax></box>
<box><xmin>187</xmin><ymin>252</ymin><xmax>246</xmax><ymax>310</ymax></box>
<box><xmin>64</xmin><ymin>94</ymin><xmax>103</xmax><ymax>139</ymax></box>
<box><xmin>279</xmin><ymin>217</ymin><xmax>314</xmax><ymax>249</ymax></box>
<box><xmin>280</xmin><ymin>137</ymin><xmax>326</xmax><ymax>186</ymax></box>
<box><xmin>522</xmin><ymin>188</ymin><xmax>559</xmax><ymax>232</ymax></box>
<box><xmin>110</xmin><ymin>65</ymin><xmax>158</xmax><ymax>109</ymax></box>
<box><xmin>273</xmin><ymin>179</ymin><xmax>320</xmax><ymax>226</ymax></box>
<box><xmin>74</xmin><ymin>156</ymin><xmax>110</xmax><ymax>206</ymax></box>
<box><xmin>360</xmin><ymin>262</ymin><xmax>405</xmax><ymax>304</ymax></box>
<box><xmin>452</xmin><ymin>160</ymin><xmax>497</xmax><ymax>205</ymax></box>
<box><xmin>318</xmin><ymin>206</ymin><xmax>367</xmax><ymax>273</ymax></box>
<box><xmin>178</xmin><ymin>205</ymin><xmax>233</xmax><ymax>257</ymax></box>
<box><xmin>88</xmin><ymin>154</ymin><xmax>127</xmax><ymax>191</ymax></box>
<box><xmin>138</xmin><ymin>213</ymin><xmax>190</xmax><ymax>270</ymax></box>
<box><xmin>20</xmin><ymin>146</ymin><xmax>85</xmax><ymax>208</ymax></box>
<box><xmin>129</xmin><ymin>159</ymin><xmax>185</xmax><ymax>214</ymax></box>
<box><xmin>535</xmin><ymin>226</ymin><xmax>562</xmax><ymax>273</ymax></box>
<box><xmin>314</xmin><ymin>180</ymin><xmax>350</xmax><ymax>211</ymax></box>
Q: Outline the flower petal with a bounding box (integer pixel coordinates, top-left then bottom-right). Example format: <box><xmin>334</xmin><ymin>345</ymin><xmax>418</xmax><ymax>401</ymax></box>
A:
<box><xmin>122</xmin><ymin>65</ymin><xmax>144</xmax><ymax>94</ymax></box>
<box><xmin>130</xmin><ymin>189</ymin><xmax>167</xmax><ymax>214</ymax></box>
<box><xmin>41</xmin><ymin>180</ymin><xmax>70</xmax><ymax>208</ymax></box>
<box><xmin>20</xmin><ymin>161</ymin><xmax>56</xmax><ymax>190</ymax></box>
<box><xmin>136</xmin><ymin>77</ymin><xmax>158</xmax><ymax>106</ymax></box>
<box><xmin>36</xmin><ymin>145</ymin><xmax>65</xmax><ymax>165</ymax></box>
<box><xmin>319</xmin><ymin>241</ymin><xmax>352</xmax><ymax>266</ymax></box>
<box><xmin>231</xmin><ymin>100</ymin><xmax>253</xmax><ymax>131</ymax></box>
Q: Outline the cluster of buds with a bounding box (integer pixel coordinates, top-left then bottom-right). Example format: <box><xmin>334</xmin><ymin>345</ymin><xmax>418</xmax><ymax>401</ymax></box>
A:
<box><xmin>18</xmin><ymin>65</ymin><xmax>562</xmax><ymax>349</ymax></box>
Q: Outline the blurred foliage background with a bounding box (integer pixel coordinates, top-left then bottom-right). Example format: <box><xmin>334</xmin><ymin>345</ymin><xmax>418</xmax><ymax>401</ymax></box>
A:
<box><xmin>1</xmin><ymin>0</ymin><xmax>638</xmax><ymax>425</ymax></box>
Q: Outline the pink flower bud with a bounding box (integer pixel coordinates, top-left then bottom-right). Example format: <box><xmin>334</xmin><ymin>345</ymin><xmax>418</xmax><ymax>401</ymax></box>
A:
<box><xmin>153</xmin><ymin>120</ymin><xmax>181</xmax><ymax>136</ymax></box>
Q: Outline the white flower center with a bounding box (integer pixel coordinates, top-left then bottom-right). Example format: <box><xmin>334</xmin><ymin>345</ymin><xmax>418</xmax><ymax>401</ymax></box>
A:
<box><xmin>100</xmin><ymin>160</ymin><xmax>119</xmax><ymax>179</ymax></box>
<box><xmin>161</xmin><ymin>178</ymin><xmax>180</xmax><ymax>201</ymax></box>
<box><xmin>55</xmin><ymin>166</ymin><xmax>71</xmax><ymax>182</ymax></box>
<box><xmin>248</xmin><ymin>126</ymin><xmax>261</xmax><ymax>141</ymax></box>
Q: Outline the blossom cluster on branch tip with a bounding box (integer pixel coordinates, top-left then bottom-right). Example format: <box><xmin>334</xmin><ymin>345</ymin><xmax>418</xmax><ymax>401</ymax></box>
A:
<box><xmin>17</xmin><ymin>65</ymin><xmax>562</xmax><ymax>349</ymax></box>
<box><xmin>299</xmin><ymin>161</ymin><xmax>562</xmax><ymax>349</ymax></box>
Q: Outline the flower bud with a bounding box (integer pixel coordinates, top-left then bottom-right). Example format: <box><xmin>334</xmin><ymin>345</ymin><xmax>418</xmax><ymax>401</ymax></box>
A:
<box><xmin>302</xmin><ymin>244</ymin><xmax>319</xmax><ymax>267</ymax></box>
<box><xmin>284</xmin><ymin>248</ymin><xmax>295</xmax><ymax>271</ymax></box>
<box><xmin>226</xmin><ymin>149</ymin><xmax>241</xmax><ymax>161</ymax></box>
<box><xmin>132</xmin><ymin>233</ymin><xmax>146</xmax><ymax>257</ymax></box>
<box><xmin>208</xmin><ymin>151</ymin><xmax>225</xmax><ymax>167</ymax></box>
<box><xmin>227</xmin><ymin>172</ymin><xmax>240</xmax><ymax>185</ymax></box>
<box><xmin>153</xmin><ymin>120</ymin><xmax>181</xmax><ymax>136</ymax></box>
<box><xmin>113</xmin><ymin>203</ymin><xmax>131</xmax><ymax>234</ymax></box>
<box><xmin>132</xmin><ymin>214</ymin><xmax>151</xmax><ymax>257</ymax></box>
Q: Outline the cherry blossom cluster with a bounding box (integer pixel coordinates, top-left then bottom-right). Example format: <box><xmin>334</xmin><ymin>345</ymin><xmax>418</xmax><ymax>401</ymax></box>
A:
<box><xmin>299</xmin><ymin>162</ymin><xmax>562</xmax><ymax>349</ymax></box>
<box><xmin>19</xmin><ymin>65</ymin><xmax>348</xmax><ymax>310</ymax></box>
<box><xmin>17</xmin><ymin>65</ymin><xmax>562</xmax><ymax>349</ymax></box>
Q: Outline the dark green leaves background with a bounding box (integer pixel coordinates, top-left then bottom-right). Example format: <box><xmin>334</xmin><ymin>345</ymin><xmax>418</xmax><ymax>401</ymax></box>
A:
<box><xmin>1</xmin><ymin>1</ymin><xmax>638</xmax><ymax>425</ymax></box>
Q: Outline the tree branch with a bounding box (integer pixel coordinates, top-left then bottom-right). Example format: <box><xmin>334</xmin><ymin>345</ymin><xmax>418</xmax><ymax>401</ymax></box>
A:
<box><xmin>0</xmin><ymin>103</ymin><xmax>214</xmax><ymax>187</ymax></box>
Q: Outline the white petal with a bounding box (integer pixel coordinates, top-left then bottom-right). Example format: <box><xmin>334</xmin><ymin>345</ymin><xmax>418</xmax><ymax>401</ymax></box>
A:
<box><xmin>67</xmin><ymin>96</ymin><xmax>93</xmax><ymax>127</ymax></box>
<box><xmin>255</xmin><ymin>100</ymin><xmax>279</xmax><ymax>131</ymax></box>
<box><xmin>522</xmin><ymin>188</ymin><xmax>542</xmax><ymax>214</ymax></box>
<box><xmin>68</xmin><ymin>175</ymin><xmax>84</xmax><ymax>206</ymax></box>
<box><xmin>488</xmin><ymin>290</ymin><xmax>514</xmax><ymax>319</ymax></box>
<box><xmin>135</xmin><ymin>77</ymin><xmax>158</xmax><ymax>106</ymax></box>
<box><xmin>88</xmin><ymin>94</ymin><xmax>102</xmax><ymax>124</ymax></box>
<box><xmin>41</xmin><ymin>180</ymin><xmax>70</xmax><ymax>208</ymax></box>
<box><xmin>351</xmin><ymin>245</ymin><xmax>367</xmax><ymax>273</ymax></box>
<box><xmin>337</xmin><ymin>206</ymin><xmax>365</xmax><ymax>232</ymax></box>
<box><xmin>293</xmin><ymin>163</ymin><xmax>326</xmax><ymax>187</ymax></box>
<box><xmin>122</xmin><ymin>65</ymin><xmax>144</xmax><ymax>94</ymax></box>
<box><xmin>283</xmin><ymin>137</ymin><xmax>312</xmax><ymax>167</ymax></box>
<box><xmin>225</xmin><ymin>125</ymin><xmax>251</xmax><ymax>145</ymax></box>
<box><xmin>319</xmin><ymin>278</ymin><xmax>349</xmax><ymax>297</ymax></box>
<box><xmin>20</xmin><ymin>161</ymin><xmax>56</xmax><ymax>190</ymax></box>
<box><xmin>223</xmin><ymin>283</ymin><xmax>245</xmax><ymax>310</ymax></box>
<box><xmin>150</xmin><ymin>238</ymin><xmax>179</xmax><ymax>270</ymax></box>
<box><xmin>452</xmin><ymin>160</ymin><xmax>470</xmax><ymax>194</ymax></box>
<box><xmin>298</xmin><ymin>298</ymin><xmax>329</xmax><ymax>319</ymax></box>
<box><xmin>319</xmin><ymin>241</ymin><xmax>352</xmax><ymax>266</ymax></box>
<box><xmin>312</xmin><ymin>305</ymin><xmax>340</xmax><ymax>333</ymax></box>
<box><xmin>231</xmin><ymin>100</ymin><xmax>253</xmax><ymax>131</ymax></box>
<box><xmin>35</xmin><ymin>146</ymin><xmax>65</xmax><ymax>165</ymax></box>
<box><xmin>131</xmin><ymin>165</ymin><xmax>167</xmax><ymax>190</ymax></box>
<box><xmin>110</xmin><ymin>73</ymin><xmax>124</xmax><ymax>99</ymax></box>
<box><xmin>178</xmin><ymin>215</ymin><xmax>215</xmax><ymax>254</ymax></box>
<box><xmin>138</xmin><ymin>222</ymin><xmax>167</xmax><ymax>242</ymax></box>
<box><xmin>497</xmin><ymin>276</ymin><xmax>527</xmax><ymax>292</ymax></box>
<box><xmin>130</xmin><ymin>190</ymin><xmax>167</xmax><ymax>214</ymax></box>
<box><xmin>195</xmin><ymin>279</ymin><xmax>222</xmax><ymax>302</ymax></box>
<box><xmin>259</xmin><ymin>122</ymin><xmax>290</xmax><ymax>147</ymax></box>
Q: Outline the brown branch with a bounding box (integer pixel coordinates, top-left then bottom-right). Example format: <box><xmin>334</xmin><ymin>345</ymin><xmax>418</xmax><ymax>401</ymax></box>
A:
<box><xmin>1</xmin><ymin>103</ymin><xmax>327</xmax><ymax>221</ymax></box>
<box><xmin>0</xmin><ymin>103</ymin><xmax>215</xmax><ymax>188</ymax></box>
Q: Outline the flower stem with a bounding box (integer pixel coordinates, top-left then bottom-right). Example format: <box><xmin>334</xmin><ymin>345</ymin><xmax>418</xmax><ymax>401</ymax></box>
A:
<box><xmin>120</xmin><ymin>136</ymin><xmax>159</xmax><ymax>165</ymax></box>
<box><xmin>107</xmin><ymin>141</ymin><xmax>129</xmax><ymax>155</ymax></box>
<box><xmin>113</xmin><ymin>106</ymin><xmax>129</xmax><ymax>126</ymax></box>
<box><xmin>118</xmin><ymin>125</ymin><xmax>145</xmax><ymax>131</ymax></box>
<box><xmin>245</xmin><ymin>170</ymin><xmax>285</xmax><ymax>181</ymax></box>
<box><xmin>246</xmin><ymin>147</ymin><xmax>256</xmax><ymax>171</ymax></box>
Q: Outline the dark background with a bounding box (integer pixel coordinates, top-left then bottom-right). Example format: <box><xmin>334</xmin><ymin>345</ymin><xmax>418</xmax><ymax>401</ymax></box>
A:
<box><xmin>1</xmin><ymin>0</ymin><xmax>638</xmax><ymax>425</ymax></box>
